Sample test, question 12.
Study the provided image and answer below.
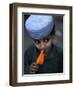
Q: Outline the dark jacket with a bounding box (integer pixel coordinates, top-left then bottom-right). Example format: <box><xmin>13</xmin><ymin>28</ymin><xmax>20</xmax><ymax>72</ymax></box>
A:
<box><xmin>24</xmin><ymin>44</ymin><xmax>63</xmax><ymax>74</ymax></box>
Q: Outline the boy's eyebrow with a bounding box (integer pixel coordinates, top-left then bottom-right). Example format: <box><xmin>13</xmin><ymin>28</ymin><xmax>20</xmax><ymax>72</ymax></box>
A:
<box><xmin>33</xmin><ymin>39</ymin><xmax>39</xmax><ymax>41</ymax></box>
<box><xmin>42</xmin><ymin>36</ymin><xmax>51</xmax><ymax>39</ymax></box>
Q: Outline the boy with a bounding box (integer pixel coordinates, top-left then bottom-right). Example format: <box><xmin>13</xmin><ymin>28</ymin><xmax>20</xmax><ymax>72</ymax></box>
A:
<box><xmin>24</xmin><ymin>15</ymin><xmax>63</xmax><ymax>74</ymax></box>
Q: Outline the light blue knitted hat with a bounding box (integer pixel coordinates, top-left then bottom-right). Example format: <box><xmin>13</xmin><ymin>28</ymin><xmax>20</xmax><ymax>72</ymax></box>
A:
<box><xmin>25</xmin><ymin>15</ymin><xmax>54</xmax><ymax>39</ymax></box>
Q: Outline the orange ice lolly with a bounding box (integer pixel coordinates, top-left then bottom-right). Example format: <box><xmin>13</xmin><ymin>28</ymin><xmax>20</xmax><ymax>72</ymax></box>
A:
<box><xmin>36</xmin><ymin>50</ymin><xmax>45</xmax><ymax>64</ymax></box>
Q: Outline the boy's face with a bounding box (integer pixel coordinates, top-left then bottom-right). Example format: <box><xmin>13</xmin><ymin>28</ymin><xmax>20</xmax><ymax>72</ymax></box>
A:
<box><xmin>33</xmin><ymin>36</ymin><xmax>53</xmax><ymax>52</ymax></box>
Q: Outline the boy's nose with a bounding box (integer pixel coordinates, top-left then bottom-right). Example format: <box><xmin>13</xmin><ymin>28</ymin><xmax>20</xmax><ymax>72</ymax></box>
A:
<box><xmin>40</xmin><ymin>41</ymin><xmax>45</xmax><ymax>49</ymax></box>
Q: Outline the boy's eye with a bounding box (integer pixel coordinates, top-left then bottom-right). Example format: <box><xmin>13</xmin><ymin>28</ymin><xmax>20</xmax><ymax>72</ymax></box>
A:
<box><xmin>34</xmin><ymin>37</ymin><xmax>50</xmax><ymax>44</ymax></box>
<box><xmin>43</xmin><ymin>38</ymin><xmax>49</xmax><ymax>42</ymax></box>
<box><xmin>34</xmin><ymin>40</ymin><xmax>40</xmax><ymax>44</ymax></box>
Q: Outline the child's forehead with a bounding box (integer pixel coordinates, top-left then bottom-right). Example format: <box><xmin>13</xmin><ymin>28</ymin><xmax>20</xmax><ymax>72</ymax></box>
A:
<box><xmin>33</xmin><ymin>34</ymin><xmax>51</xmax><ymax>41</ymax></box>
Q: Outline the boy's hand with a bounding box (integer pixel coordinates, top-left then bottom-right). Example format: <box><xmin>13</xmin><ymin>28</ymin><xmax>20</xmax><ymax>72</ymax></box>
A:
<box><xmin>29</xmin><ymin>62</ymin><xmax>39</xmax><ymax>74</ymax></box>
